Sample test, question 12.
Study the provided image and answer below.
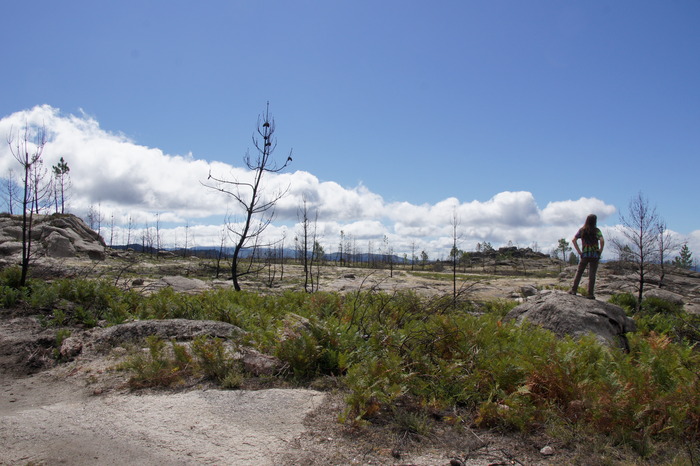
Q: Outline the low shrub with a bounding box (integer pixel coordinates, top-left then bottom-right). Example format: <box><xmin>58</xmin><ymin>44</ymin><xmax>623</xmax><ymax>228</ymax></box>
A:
<box><xmin>608</xmin><ymin>292</ymin><xmax>637</xmax><ymax>311</ymax></box>
<box><xmin>0</xmin><ymin>266</ymin><xmax>23</xmax><ymax>289</ymax></box>
<box><xmin>392</xmin><ymin>406</ymin><xmax>432</xmax><ymax>438</ymax></box>
<box><xmin>120</xmin><ymin>336</ymin><xmax>193</xmax><ymax>388</ymax></box>
<box><xmin>643</xmin><ymin>296</ymin><xmax>684</xmax><ymax>315</ymax></box>
<box><xmin>480</xmin><ymin>298</ymin><xmax>518</xmax><ymax>317</ymax></box>
<box><xmin>52</xmin><ymin>328</ymin><xmax>72</xmax><ymax>360</ymax></box>
<box><xmin>191</xmin><ymin>335</ymin><xmax>239</xmax><ymax>383</ymax></box>
<box><xmin>610</xmin><ymin>293</ymin><xmax>699</xmax><ymax>346</ymax></box>
<box><xmin>120</xmin><ymin>335</ymin><xmax>244</xmax><ymax>390</ymax></box>
<box><xmin>0</xmin><ymin>285</ymin><xmax>24</xmax><ymax>308</ymax></box>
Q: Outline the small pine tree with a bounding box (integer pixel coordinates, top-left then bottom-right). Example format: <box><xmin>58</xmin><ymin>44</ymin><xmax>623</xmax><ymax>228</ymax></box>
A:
<box><xmin>557</xmin><ymin>238</ymin><xmax>572</xmax><ymax>262</ymax></box>
<box><xmin>52</xmin><ymin>157</ymin><xmax>70</xmax><ymax>214</ymax></box>
<box><xmin>673</xmin><ymin>244</ymin><xmax>693</xmax><ymax>270</ymax></box>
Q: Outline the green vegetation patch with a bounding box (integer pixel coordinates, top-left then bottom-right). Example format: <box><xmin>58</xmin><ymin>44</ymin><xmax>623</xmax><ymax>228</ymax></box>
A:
<box><xmin>7</xmin><ymin>276</ymin><xmax>700</xmax><ymax>461</ymax></box>
<box><xmin>118</xmin><ymin>335</ymin><xmax>244</xmax><ymax>389</ymax></box>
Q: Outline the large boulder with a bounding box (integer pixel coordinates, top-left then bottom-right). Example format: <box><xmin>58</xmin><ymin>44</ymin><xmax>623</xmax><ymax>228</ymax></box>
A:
<box><xmin>0</xmin><ymin>240</ymin><xmax>22</xmax><ymax>256</ymax></box>
<box><xmin>45</xmin><ymin>231</ymin><xmax>77</xmax><ymax>257</ymax></box>
<box><xmin>0</xmin><ymin>213</ymin><xmax>106</xmax><ymax>261</ymax></box>
<box><xmin>504</xmin><ymin>291</ymin><xmax>636</xmax><ymax>350</ymax></box>
<box><xmin>40</xmin><ymin>215</ymin><xmax>106</xmax><ymax>260</ymax></box>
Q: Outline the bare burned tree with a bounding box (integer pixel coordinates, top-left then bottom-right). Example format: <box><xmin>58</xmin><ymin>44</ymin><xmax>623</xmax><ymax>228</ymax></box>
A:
<box><xmin>657</xmin><ymin>219</ymin><xmax>679</xmax><ymax>288</ymax></box>
<box><xmin>296</xmin><ymin>196</ymin><xmax>318</xmax><ymax>292</ymax></box>
<box><xmin>450</xmin><ymin>209</ymin><xmax>461</xmax><ymax>307</ymax></box>
<box><xmin>279</xmin><ymin>231</ymin><xmax>286</xmax><ymax>280</ymax></box>
<box><xmin>382</xmin><ymin>234</ymin><xmax>394</xmax><ymax>277</ymax></box>
<box><xmin>7</xmin><ymin>124</ymin><xmax>48</xmax><ymax>286</ymax></box>
<box><xmin>1</xmin><ymin>169</ymin><xmax>21</xmax><ymax>214</ymax></box>
<box><xmin>125</xmin><ymin>215</ymin><xmax>135</xmax><ymax>246</ymax></box>
<box><xmin>155</xmin><ymin>212</ymin><xmax>162</xmax><ymax>258</ymax></box>
<box><xmin>613</xmin><ymin>192</ymin><xmax>660</xmax><ymax>310</ymax></box>
<box><xmin>203</xmin><ymin>103</ymin><xmax>292</xmax><ymax>291</ymax></box>
<box><xmin>214</xmin><ymin>224</ymin><xmax>228</xmax><ymax>279</ymax></box>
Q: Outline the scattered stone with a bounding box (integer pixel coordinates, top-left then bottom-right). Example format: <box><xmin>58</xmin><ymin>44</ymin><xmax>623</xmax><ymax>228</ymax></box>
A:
<box><xmin>59</xmin><ymin>337</ymin><xmax>83</xmax><ymax>359</ymax></box>
<box><xmin>520</xmin><ymin>285</ymin><xmax>538</xmax><ymax>297</ymax></box>
<box><xmin>279</xmin><ymin>313</ymin><xmax>312</xmax><ymax>341</ymax></box>
<box><xmin>240</xmin><ymin>348</ymin><xmax>283</xmax><ymax>376</ymax></box>
<box><xmin>540</xmin><ymin>445</ymin><xmax>555</xmax><ymax>456</ymax></box>
<box><xmin>159</xmin><ymin>276</ymin><xmax>208</xmax><ymax>292</ymax></box>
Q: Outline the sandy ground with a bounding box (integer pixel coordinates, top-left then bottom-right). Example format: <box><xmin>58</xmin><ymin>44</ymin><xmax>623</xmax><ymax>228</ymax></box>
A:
<box><xmin>1</xmin><ymin>370</ymin><xmax>326</xmax><ymax>465</ymax></box>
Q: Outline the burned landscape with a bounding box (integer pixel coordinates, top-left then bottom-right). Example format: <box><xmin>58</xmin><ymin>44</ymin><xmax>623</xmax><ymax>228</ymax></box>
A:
<box><xmin>1</xmin><ymin>215</ymin><xmax>700</xmax><ymax>465</ymax></box>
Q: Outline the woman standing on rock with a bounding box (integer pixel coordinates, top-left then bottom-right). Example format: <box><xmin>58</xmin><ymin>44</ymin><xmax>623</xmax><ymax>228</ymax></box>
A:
<box><xmin>570</xmin><ymin>214</ymin><xmax>604</xmax><ymax>299</ymax></box>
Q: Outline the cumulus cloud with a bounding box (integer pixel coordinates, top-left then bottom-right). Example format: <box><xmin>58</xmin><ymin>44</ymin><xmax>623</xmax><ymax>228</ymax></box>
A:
<box><xmin>1</xmin><ymin>105</ymin><xmax>620</xmax><ymax>257</ymax></box>
<box><xmin>0</xmin><ymin>105</ymin><xmax>224</xmax><ymax>221</ymax></box>
<box><xmin>542</xmin><ymin>198</ymin><xmax>617</xmax><ymax>225</ymax></box>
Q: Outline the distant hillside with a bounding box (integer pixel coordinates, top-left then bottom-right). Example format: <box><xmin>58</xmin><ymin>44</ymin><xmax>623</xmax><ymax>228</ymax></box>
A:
<box><xmin>111</xmin><ymin>244</ymin><xmax>407</xmax><ymax>263</ymax></box>
<box><xmin>110</xmin><ymin>244</ymin><xmax>553</xmax><ymax>267</ymax></box>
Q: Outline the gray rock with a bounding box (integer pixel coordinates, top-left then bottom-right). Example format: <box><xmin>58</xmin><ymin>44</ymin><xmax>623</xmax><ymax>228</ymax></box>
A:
<box><xmin>520</xmin><ymin>285</ymin><xmax>538</xmax><ymax>297</ymax></box>
<box><xmin>45</xmin><ymin>231</ymin><xmax>76</xmax><ymax>257</ymax></box>
<box><xmin>93</xmin><ymin>319</ymin><xmax>244</xmax><ymax>346</ymax></box>
<box><xmin>504</xmin><ymin>291</ymin><xmax>636</xmax><ymax>350</ymax></box>
<box><xmin>0</xmin><ymin>213</ymin><xmax>106</xmax><ymax>260</ymax></box>
<box><xmin>240</xmin><ymin>348</ymin><xmax>283</xmax><ymax>376</ymax></box>
<box><xmin>159</xmin><ymin>276</ymin><xmax>208</xmax><ymax>292</ymax></box>
<box><xmin>540</xmin><ymin>446</ymin><xmax>555</xmax><ymax>456</ymax></box>
<box><xmin>0</xmin><ymin>222</ymin><xmax>22</xmax><ymax>240</ymax></box>
<box><xmin>644</xmin><ymin>288</ymin><xmax>685</xmax><ymax>306</ymax></box>
<box><xmin>0</xmin><ymin>241</ymin><xmax>23</xmax><ymax>256</ymax></box>
<box><xmin>59</xmin><ymin>336</ymin><xmax>83</xmax><ymax>359</ymax></box>
<box><xmin>279</xmin><ymin>313</ymin><xmax>312</xmax><ymax>341</ymax></box>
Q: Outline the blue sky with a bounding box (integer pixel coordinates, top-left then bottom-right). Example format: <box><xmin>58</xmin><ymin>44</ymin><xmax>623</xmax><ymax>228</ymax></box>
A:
<box><xmin>1</xmin><ymin>1</ymin><xmax>699</xmax><ymax>258</ymax></box>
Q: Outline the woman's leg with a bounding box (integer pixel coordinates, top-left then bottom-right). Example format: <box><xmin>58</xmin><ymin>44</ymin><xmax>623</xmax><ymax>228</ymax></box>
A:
<box><xmin>571</xmin><ymin>258</ymin><xmax>588</xmax><ymax>294</ymax></box>
<box><xmin>587</xmin><ymin>259</ymin><xmax>599</xmax><ymax>298</ymax></box>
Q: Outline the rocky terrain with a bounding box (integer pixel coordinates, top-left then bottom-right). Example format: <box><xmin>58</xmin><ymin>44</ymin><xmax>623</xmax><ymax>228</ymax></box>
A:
<box><xmin>1</xmin><ymin>215</ymin><xmax>699</xmax><ymax>465</ymax></box>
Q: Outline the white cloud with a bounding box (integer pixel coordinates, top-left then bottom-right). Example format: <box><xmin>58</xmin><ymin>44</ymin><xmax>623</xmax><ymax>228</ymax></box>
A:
<box><xmin>542</xmin><ymin>198</ymin><xmax>616</xmax><ymax>225</ymax></box>
<box><xmin>0</xmin><ymin>105</ymin><xmax>226</xmax><ymax>221</ymax></box>
<box><xmin>1</xmin><ymin>106</ymin><xmax>622</xmax><ymax>257</ymax></box>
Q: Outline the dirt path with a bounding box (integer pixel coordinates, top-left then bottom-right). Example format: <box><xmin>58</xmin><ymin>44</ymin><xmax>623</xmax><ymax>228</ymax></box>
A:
<box><xmin>1</xmin><ymin>372</ymin><xmax>325</xmax><ymax>465</ymax></box>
